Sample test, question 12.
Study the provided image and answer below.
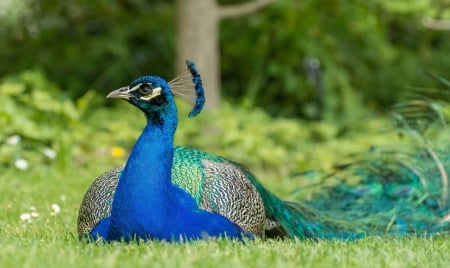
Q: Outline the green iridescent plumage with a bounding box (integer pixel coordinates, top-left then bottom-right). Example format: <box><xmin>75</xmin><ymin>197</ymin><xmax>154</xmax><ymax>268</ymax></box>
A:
<box><xmin>304</xmin><ymin>145</ymin><xmax>450</xmax><ymax>235</ymax></box>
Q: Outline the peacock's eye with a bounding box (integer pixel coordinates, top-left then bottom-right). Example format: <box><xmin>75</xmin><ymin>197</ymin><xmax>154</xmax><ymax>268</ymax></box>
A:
<box><xmin>139</xmin><ymin>84</ymin><xmax>152</xmax><ymax>95</ymax></box>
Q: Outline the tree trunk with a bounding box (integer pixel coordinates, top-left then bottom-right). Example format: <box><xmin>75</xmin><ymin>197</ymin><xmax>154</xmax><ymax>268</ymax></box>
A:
<box><xmin>176</xmin><ymin>0</ymin><xmax>220</xmax><ymax>110</ymax></box>
<box><xmin>176</xmin><ymin>0</ymin><xmax>275</xmax><ymax>110</ymax></box>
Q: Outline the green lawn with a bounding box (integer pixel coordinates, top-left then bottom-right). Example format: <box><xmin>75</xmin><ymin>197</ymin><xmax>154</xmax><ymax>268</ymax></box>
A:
<box><xmin>1</xmin><ymin>209</ymin><xmax>450</xmax><ymax>268</ymax></box>
<box><xmin>2</xmin><ymin>151</ymin><xmax>450</xmax><ymax>268</ymax></box>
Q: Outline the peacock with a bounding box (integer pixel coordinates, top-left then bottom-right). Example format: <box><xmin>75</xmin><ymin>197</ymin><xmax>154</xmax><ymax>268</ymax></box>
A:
<box><xmin>78</xmin><ymin>61</ymin><xmax>450</xmax><ymax>242</ymax></box>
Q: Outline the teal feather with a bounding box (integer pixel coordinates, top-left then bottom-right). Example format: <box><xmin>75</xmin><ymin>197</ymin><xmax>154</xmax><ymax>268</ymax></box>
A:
<box><xmin>302</xmin><ymin>146</ymin><xmax>450</xmax><ymax>235</ymax></box>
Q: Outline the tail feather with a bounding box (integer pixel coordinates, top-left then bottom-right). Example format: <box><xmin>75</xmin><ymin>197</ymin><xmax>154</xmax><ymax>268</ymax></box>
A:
<box><xmin>244</xmin><ymin>169</ymin><xmax>363</xmax><ymax>239</ymax></box>
<box><xmin>297</xmin><ymin>145</ymin><xmax>450</xmax><ymax>237</ymax></box>
<box><xmin>246</xmin><ymin>142</ymin><xmax>450</xmax><ymax>239</ymax></box>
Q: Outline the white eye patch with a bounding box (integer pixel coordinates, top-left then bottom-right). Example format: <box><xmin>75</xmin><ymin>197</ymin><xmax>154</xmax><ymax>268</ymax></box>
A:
<box><xmin>139</xmin><ymin>87</ymin><xmax>162</xmax><ymax>101</ymax></box>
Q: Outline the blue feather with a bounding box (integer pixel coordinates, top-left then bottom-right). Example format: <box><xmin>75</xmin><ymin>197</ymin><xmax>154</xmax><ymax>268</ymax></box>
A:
<box><xmin>185</xmin><ymin>60</ymin><xmax>205</xmax><ymax>118</ymax></box>
<box><xmin>169</xmin><ymin>60</ymin><xmax>205</xmax><ymax>118</ymax></box>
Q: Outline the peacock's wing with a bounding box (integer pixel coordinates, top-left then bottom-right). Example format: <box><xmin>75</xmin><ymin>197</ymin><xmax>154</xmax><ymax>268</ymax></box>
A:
<box><xmin>172</xmin><ymin>147</ymin><xmax>266</xmax><ymax>234</ymax></box>
<box><xmin>77</xmin><ymin>167</ymin><xmax>121</xmax><ymax>237</ymax></box>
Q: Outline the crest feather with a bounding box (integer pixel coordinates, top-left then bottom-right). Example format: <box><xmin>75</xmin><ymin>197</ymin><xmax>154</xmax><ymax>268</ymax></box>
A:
<box><xmin>169</xmin><ymin>60</ymin><xmax>205</xmax><ymax>117</ymax></box>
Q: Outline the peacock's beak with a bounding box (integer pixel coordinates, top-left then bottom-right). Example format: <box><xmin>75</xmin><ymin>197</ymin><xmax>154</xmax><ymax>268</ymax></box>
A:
<box><xmin>107</xmin><ymin>87</ymin><xmax>131</xmax><ymax>100</ymax></box>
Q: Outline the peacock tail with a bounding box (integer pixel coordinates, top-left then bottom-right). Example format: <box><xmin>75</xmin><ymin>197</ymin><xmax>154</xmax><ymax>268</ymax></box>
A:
<box><xmin>302</xmin><ymin>145</ymin><xmax>450</xmax><ymax>236</ymax></box>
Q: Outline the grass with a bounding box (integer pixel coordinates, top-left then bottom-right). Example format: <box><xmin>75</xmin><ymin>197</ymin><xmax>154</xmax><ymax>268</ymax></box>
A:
<box><xmin>1</xmin><ymin>217</ymin><xmax>450</xmax><ymax>268</ymax></box>
<box><xmin>1</xmin><ymin>103</ymin><xmax>450</xmax><ymax>268</ymax></box>
<box><xmin>2</xmin><ymin>156</ymin><xmax>450</xmax><ymax>268</ymax></box>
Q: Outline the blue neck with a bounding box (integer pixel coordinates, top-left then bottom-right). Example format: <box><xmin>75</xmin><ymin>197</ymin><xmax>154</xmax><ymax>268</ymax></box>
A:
<box><xmin>123</xmin><ymin>120</ymin><xmax>175</xmax><ymax>191</ymax></box>
<box><xmin>108</xmin><ymin>111</ymin><xmax>177</xmax><ymax>240</ymax></box>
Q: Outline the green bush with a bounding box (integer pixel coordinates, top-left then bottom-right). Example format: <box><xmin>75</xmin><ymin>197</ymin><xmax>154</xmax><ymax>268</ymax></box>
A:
<box><xmin>0</xmin><ymin>70</ymin><xmax>121</xmax><ymax>171</ymax></box>
<box><xmin>0</xmin><ymin>70</ymin><xmax>78</xmax><ymax>169</ymax></box>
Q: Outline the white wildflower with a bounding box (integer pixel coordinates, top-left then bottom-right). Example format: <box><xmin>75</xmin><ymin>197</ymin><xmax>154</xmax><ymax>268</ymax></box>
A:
<box><xmin>20</xmin><ymin>213</ymin><xmax>31</xmax><ymax>223</ymax></box>
<box><xmin>50</xmin><ymin>203</ymin><xmax>60</xmax><ymax>216</ymax></box>
<box><xmin>30</xmin><ymin>212</ymin><xmax>39</xmax><ymax>218</ymax></box>
<box><xmin>6</xmin><ymin>134</ymin><xmax>21</xmax><ymax>146</ymax></box>
<box><xmin>15</xmin><ymin>158</ymin><xmax>29</xmax><ymax>170</ymax></box>
<box><xmin>60</xmin><ymin>195</ymin><xmax>66</xmax><ymax>202</ymax></box>
<box><xmin>20</xmin><ymin>206</ymin><xmax>39</xmax><ymax>224</ymax></box>
<box><xmin>43</xmin><ymin>148</ymin><xmax>57</xmax><ymax>159</ymax></box>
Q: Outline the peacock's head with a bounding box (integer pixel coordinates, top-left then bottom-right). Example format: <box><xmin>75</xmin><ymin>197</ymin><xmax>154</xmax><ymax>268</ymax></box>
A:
<box><xmin>107</xmin><ymin>76</ymin><xmax>173</xmax><ymax>118</ymax></box>
<box><xmin>107</xmin><ymin>60</ymin><xmax>205</xmax><ymax>119</ymax></box>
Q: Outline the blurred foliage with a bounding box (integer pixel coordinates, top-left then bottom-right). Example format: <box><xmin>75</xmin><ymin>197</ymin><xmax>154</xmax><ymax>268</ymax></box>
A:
<box><xmin>0</xmin><ymin>0</ymin><xmax>175</xmax><ymax>99</ymax></box>
<box><xmin>1</xmin><ymin>0</ymin><xmax>449</xmax><ymax>121</ymax></box>
<box><xmin>221</xmin><ymin>0</ymin><xmax>450</xmax><ymax>119</ymax></box>
<box><xmin>0</xmin><ymin>70</ymin><xmax>94</xmax><ymax>170</ymax></box>
<box><xmin>391</xmin><ymin>74</ymin><xmax>450</xmax><ymax>134</ymax></box>
<box><xmin>0</xmin><ymin>71</ymin><xmax>70</xmax><ymax>168</ymax></box>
